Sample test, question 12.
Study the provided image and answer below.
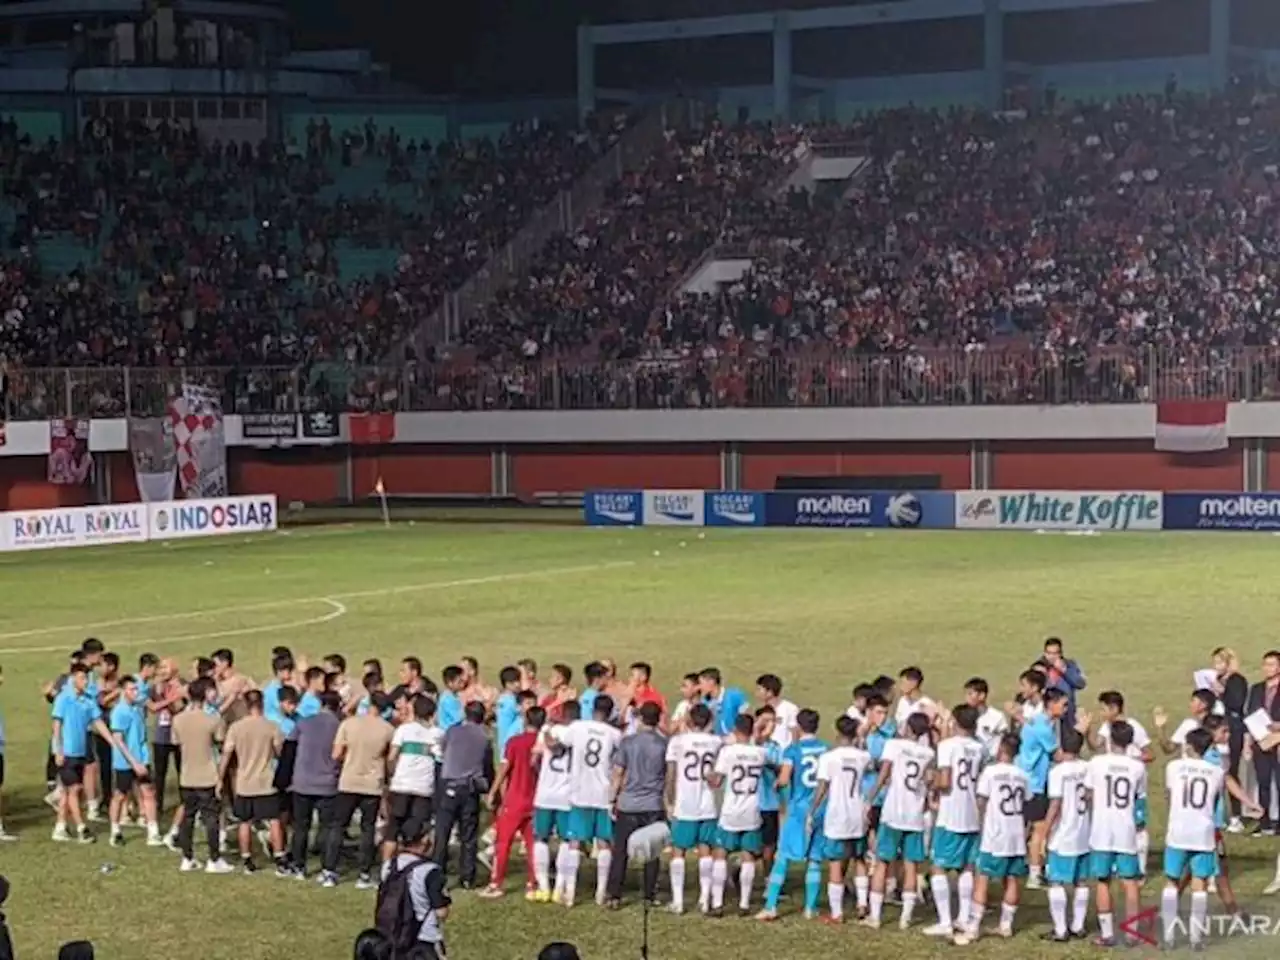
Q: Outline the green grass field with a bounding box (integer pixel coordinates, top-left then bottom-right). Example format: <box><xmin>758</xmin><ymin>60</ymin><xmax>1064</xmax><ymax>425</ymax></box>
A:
<box><xmin>3</xmin><ymin>520</ymin><xmax>1280</xmax><ymax>959</ymax></box>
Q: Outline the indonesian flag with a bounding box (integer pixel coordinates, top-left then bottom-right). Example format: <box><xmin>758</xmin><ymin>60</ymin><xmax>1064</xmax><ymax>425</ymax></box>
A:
<box><xmin>1155</xmin><ymin>400</ymin><xmax>1228</xmax><ymax>453</ymax></box>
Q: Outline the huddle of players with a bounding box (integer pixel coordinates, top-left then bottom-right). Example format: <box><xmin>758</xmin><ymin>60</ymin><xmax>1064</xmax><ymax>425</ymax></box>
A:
<box><xmin>43</xmin><ymin>641</ymin><xmax>507</xmax><ymax>888</ymax></box>
<box><xmin>518</xmin><ymin>668</ymin><xmax>1259</xmax><ymax>951</ymax></box>
<box><xmin>43</xmin><ymin>641</ymin><xmax>1260</xmax><ymax>948</ymax></box>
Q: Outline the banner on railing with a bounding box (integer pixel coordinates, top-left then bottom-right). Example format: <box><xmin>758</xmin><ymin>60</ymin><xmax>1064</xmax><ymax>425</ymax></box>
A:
<box><xmin>956</xmin><ymin>491</ymin><xmax>1162</xmax><ymax>531</ymax></box>
<box><xmin>48</xmin><ymin>417</ymin><xmax>92</xmax><ymax>486</ymax></box>
<box><xmin>705</xmin><ymin>492</ymin><xmax>766</xmax><ymax>527</ymax></box>
<box><xmin>301</xmin><ymin>411</ymin><xmax>340</xmax><ymax>441</ymax></box>
<box><xmin>1</xmin><ymin>503</ymin><xmax>147</xmax><ymax>552</ymax></box>
<box><xmin>241</xmin><ymin>413</ymin><xmax>299</xmax><ymax>441</ymax></box>
<box><xmin>0</xmin><ymin>495</ymin><xmax>278</xmax><ymax>552</ymax></box>
<box><xmin>583</xmin><ymin>490</ymin><xmax>954</xmax><ymax>529</ymax></box>
<box><xmin>149</xmin><ymin>495</ymin><xmax>277</xmax><ymax>541</ymax></box>
<box><xmin>1163</xmin><ymin>494</ymin><xmax>1280</xmax><ymax>531</ymax></box>
<box><xmin>767</xmin><ymin>491</ymin><xmax>956</xmax><ymax>529</ymax></box>
<box><xmin>643</xmin><ymin>490</ymin><xmax>705</xmax><ymax>526</ymax></box>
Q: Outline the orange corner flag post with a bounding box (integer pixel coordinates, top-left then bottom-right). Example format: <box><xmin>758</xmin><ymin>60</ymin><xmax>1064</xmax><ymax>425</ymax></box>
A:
<box><xmin>374</xmin><ymin>476</ymin><xmax>390</xmax><ymax>528</ymax></box>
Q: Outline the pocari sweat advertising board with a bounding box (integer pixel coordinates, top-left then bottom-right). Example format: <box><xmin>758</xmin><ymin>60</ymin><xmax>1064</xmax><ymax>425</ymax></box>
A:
<box><xmin>705</xmin><ymin>492</ymin><xmax>766</xmax><ymax>527</ymax></box>
<box><xmin>956</xmin><ymin>490</ymin><xmax>1162</xmax><ymax>531</ymax></box>
<box><xmin>1163</xmin><ymin>493</ymin><xmax>1280</xmax><ymax>531</ymax></box>
<box><xmin>583</xmin><ymin>491</ymin><xmax>642</xmax><ymax>526</ymax></box>
<box><xmin>766</xmin><ymin>491</ymin><xmax>955</xmax><ymax>529</ymax></box>
<box><xmin>149</xmin><ymin>495</ymin><xmax>278</xmax><ymax>541</ymax></box>
<box><xmin>643</xmin><ymin>490</ymin><xmax>705</xmax><ymax>526</ymax></box>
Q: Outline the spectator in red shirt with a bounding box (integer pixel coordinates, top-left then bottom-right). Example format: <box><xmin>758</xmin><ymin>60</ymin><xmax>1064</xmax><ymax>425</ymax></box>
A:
<box><xmin>480</xmin><ymin>706</ymin><xmax>544</xmax><ymax>897</ymax></box>
<box><xmin>628</xmin><ymin>661</ymin><xmax>668</xmax><ymax>730</ymax></box>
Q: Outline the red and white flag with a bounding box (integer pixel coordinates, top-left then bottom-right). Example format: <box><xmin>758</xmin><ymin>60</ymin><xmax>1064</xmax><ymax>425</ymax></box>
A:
<box><xmin>1155</xmin><ymin>400</ymin><xmax>1228</xmax><ymax>453</ymax></box>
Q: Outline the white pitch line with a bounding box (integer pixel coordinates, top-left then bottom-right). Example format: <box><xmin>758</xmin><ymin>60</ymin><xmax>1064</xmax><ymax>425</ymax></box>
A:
<box><xmin>0</xmin><ymin>560</ymin><xmax>636</xmax><ymax>646</ymax></box>
<box><xmin>0</xmin><ymin>599</ymin><xmax>350</xmax><ymax>656</ymax></box>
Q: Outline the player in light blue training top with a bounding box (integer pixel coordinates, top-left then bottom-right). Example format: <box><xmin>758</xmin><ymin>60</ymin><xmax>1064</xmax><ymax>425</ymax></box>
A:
<box><xmin>495</xmin><ymin>667</ymin><xmax>527</xmax><ymax>758</ymax></box>
<box><xmin>755</xmin><ymin>707</ymin><xmax>783</xmax><ymax>870</ymax></box>
<box><xmin>758</xmin><ymin>708</ymin><xmax>829</xmax><ymax>920</ymax></box>
<box><xmin>108</xmin><ymin>675</ymin><xmax>161</xmax><ymax>847</ymax></box>
<box><xmin>439</xmin><ymin>666</ymin><xmax>467</xmax><ymax>730</ymax></box>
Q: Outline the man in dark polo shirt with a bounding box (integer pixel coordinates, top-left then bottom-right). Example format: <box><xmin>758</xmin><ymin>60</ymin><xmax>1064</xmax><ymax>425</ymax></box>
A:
<box><xmin>288</xmin><ymin>691</ymin><xmax>341</xmax><ymax>878</ymax></box>
<box><xmin>605</xmin><ymin>702</ymin><xmax>668</xmax><ymax>907</ymax></box>
<box><xmin>433</xmin><ymin>700</ymin><xmax>494</xmax><ymax>889</ymax></box>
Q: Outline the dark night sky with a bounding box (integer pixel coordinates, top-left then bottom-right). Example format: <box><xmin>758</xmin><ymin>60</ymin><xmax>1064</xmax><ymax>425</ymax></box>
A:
<box><xmin>288</xmin><ymin>0</ymin><xmax>1280</xmax><ymax>99</ymax></box>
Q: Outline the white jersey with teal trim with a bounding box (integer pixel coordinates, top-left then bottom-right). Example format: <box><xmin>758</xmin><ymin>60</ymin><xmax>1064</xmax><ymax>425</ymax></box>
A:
<box><xmin>817</xmin><ymin>745</ymin><xmax>871</xmax><ymax>840</ymax></box>
<box><xmin>556</xmin><ymin>719</ymin><xmax>620</xmax><ymax>811</ymax></box>
<box><xmin>880</xmin><ymin>738</ymin><xmax>935</xmax><ymax>833</ymax></box>
<box><xmin>1085</xmin><ymin>753</ymin><xmax>1147</xmax><ymax>855</ymax></box>
<box><xmin>1097</xmin><ymin>718</ymin><xmax>1151</xmax><ymax>759</ymax></box>
<box><xmin>975</xmin><ymin>707</ymin><xmax>1009</xmax><ymax>760</ymax></box>
<box><xmin>935</xmin><ymin>735</ymin><xmax>984</xmax><ymax>834</ymax></box>
<box><xmin>1165</xmin><ymin>757</ymin><xmax>1224</xmax><ymax>853</ymax></box>
<box><xmin>977</xmin><ymin>762</ymin><xmax>1030</xmax><ymax>858</ymax></box>
<box><xmin>715</xmin><ymin>742</ymin><xmax>766</xmax><ymax>833</ymax></box>
<box><xmin>667</xmin><ymin>732</ymin><xmax>722</xmax><ymax>822</ymax></box>
<box><xmin>1047</xmin><ymin>759</ymin><xmax>1090</xmax><ymax>857</ymax></box>
<box><xmin>534</xmin><ymin>725</ymin><xmax>574</xmax><ymax>811</ymax></box>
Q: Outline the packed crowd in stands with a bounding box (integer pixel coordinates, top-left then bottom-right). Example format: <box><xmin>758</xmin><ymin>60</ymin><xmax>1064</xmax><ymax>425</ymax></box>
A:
<box><xmin>6</xmin><ymin>79</ymin><xmax>1280</xmax><ymax>415</ymax></box>
<box><xmin>0</xmin><ymin>109</ymin><xmax>631</xmax><ymax>415</ymax></box>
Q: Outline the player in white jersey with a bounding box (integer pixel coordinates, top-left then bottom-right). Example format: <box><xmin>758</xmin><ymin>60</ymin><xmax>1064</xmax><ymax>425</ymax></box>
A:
<box><xmin>809</xmin><ymin>715</ymin><xmax>872</xmax><ymax>923</ymax></box>
<box><xmin>955</xmin><ymin>734</ymin><xmax>1031</xmax><ymax>944</ymax></box>
<box><xmin>925</xmin><ymin>705</ymin><xmax>986</xmax><ymax>937</ymax></box>
<box><xmin>708</xmin><ymin>713</ymin><xmax>768</xmax><ymax>917</ymax></box>
<box><xmin>845</xmin><ymin>683</ymin><xmax>874</xmax><ymax>726</ymax></box>
<box><xmin>866</xmin><ymin>713</ymin><xmax>935</xmax><ymax>930</ymax></box>
<box><xmin>755</xmin><ymin>674</ymin><xmax>799</xmax><ymax>748</ymax></box>
<box><xmin>533</xmin><ymin>701</ymin><xmax>579</xmax><ymax>903</ymax></box>
<box><xmin>664</xmin><ymin>704</ymin><xmax>722</xmax><ymax>914</ymax></box>
<box><xmin>894</xmin><ymin>666</ymin><xmax>936</xmax><ymax>729</ymax></box>
<box><xmin>1160</xmin><ymin>728</ymin><xmax>1226</xmax><ymax>949</ymax></box>
<box><xmin>1091</xmin><ymin>692</ymin><xmax>1154</xmax><ymax>761</ymax></box>
<box><xmin>1152</xmin><ymin>691</ymin><xmax>1216</xmax><ymax>756</ymax></box>
<box><xmin>964</xmin><ymin>678</ymin><xmax>1009</xmax><ymax>760</ymax></box>
<box><xmin>1043</xmin><ymin>728</ymin><xmax>1092</xmax><ymax>942</ymax></box>
<box><xmin>1088</xmin><ymin>691</ymin><xmax>1155</xmax><ymax>879</ymax></box>
<box><xmin>550</xmin><ymin>695</ymin><xmax>621</xmax><ymax>907</ymax></box>
<box><xmin>1084</xmin><ymin>720</ymin><xmax>1148</xmax><ymax>947</ymax></box>
<box><xmin>1013</xmin><ymin>669</ymin><xmax>1046</xmax><ymax>726</ymax></box>
<box><xmin>668</xmin><ymin>673</ymin><xmax>702</xmax><ymax>733</ymax></box>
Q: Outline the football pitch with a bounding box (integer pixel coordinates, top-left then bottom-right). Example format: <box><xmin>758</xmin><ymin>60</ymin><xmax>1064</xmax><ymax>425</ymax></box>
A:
<box><xmin>3</xmin><ymin>516</ymin><xmax>1280</xmax><ymax>959</ymax></box>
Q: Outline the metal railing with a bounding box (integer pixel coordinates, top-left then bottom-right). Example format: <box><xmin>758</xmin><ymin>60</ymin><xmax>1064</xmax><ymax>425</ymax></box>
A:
<box><xmin>6</xmin><ymin>347</ymin><xmax>1280</xmax><ymax>420</ymax></box>
<box><xmin>414</xmin><ymin>99</ymin><xmax>698</xmax><ymax>352</ymax></box>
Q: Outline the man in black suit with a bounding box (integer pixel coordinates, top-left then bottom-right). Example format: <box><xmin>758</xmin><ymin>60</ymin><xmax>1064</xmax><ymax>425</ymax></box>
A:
<box><xmin>1247</xmin><ymin>650</ymin><xmax>1280</xmax><ymax>835</ymax></box>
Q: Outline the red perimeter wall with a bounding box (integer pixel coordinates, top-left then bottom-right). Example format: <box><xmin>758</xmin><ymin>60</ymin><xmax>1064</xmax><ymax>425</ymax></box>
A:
<box><xmin>0</xmin><ymin>440</ymin><xmax>1249</xmax><ymax>508</ymax></box>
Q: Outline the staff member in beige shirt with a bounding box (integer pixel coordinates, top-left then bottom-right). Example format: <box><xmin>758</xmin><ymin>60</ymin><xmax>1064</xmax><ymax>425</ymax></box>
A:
<box><xmin>170</xmin><ymin>678</ymin><xmax>232</xmax><ymax>874</ymax></box>
<box><xmin>217</xmin><ymin>690</ymin><xmax>284</xmax><ymax>875</ymax></box>
<box><xmin>324</xmin><ymin>709</ymin><xmax>394</xmax><ymax>889</ymax></box>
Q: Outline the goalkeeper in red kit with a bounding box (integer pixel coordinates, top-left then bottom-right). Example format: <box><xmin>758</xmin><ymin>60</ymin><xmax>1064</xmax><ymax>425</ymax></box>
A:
<box><xmin>479</xmin><ymin>705</ymin><xmax>544</xmax><ymax>898</ymax></box>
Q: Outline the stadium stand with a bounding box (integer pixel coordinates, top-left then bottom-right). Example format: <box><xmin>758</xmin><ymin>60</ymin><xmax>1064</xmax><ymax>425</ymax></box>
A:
<box><xmin>5</xmin><ymin>16</ymin><xmax>1280</xmax><ymax>414</ymax></box>
<box><xmin>0</xmin><ymin>109</ymin><xmax>633</xmax><ymax>376</ymax></box>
